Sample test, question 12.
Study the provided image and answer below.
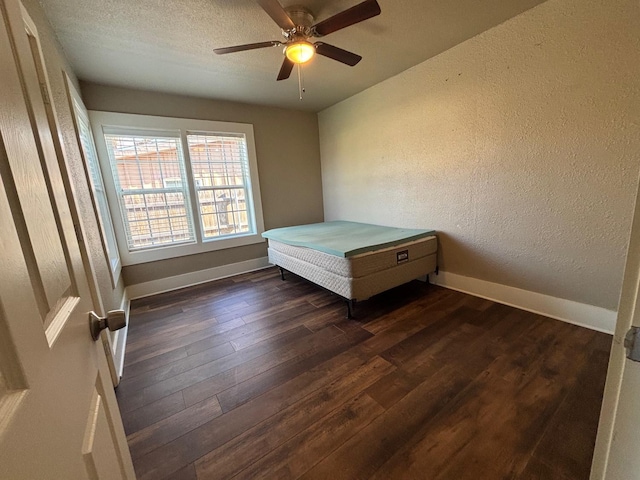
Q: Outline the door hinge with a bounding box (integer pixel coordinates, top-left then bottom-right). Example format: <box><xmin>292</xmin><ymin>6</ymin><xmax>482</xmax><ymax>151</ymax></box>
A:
<box><xmin>624</xmin><ymin>326</ymin><xmax>640</xmax><ymax>362</ymax></box>
<box><xmin>40</xmin><ymin>82</ymin><xmax>50</xmax><ymax>105</ymax></box>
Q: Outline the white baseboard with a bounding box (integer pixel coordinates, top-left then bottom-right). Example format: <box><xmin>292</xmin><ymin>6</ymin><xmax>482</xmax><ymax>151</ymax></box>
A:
<box><xmin>429</xmin><ymin>271</ymin><xmax>617</xmax><ymax>334</ymax></box>
<box><xmin>114</xmin><ymin>292</ymin><xmax>130</xmax><ymax>380</ymax></box>
<box><xmin>126</xmin><ymin>256</ymin><xmax>271</xmax><ymax>300</ymax></box>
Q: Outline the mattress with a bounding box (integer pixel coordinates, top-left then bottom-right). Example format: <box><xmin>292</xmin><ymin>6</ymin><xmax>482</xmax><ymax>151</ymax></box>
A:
<box><xmin>262</xmin><ymin>220</ymin><xmax>435</xmax><ymax>257</ymax></box>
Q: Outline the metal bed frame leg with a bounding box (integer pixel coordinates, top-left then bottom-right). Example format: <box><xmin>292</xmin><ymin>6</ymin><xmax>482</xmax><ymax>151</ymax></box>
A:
<box><xmin>278</xmin><ymin>266</ymin><xmax>286</xmax><ymax>281</ymax></box>
<box><xmin>346</xmin><ymin>299</ymin><xmax>355</xmax><ymax>319</ymax></box>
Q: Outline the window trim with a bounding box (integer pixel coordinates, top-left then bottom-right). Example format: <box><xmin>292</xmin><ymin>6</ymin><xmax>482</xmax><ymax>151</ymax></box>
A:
<box><xmin>89</xmin><ymin>111</ymin><xmax>265</xmax><ymax>266</ymax></box>
<box><xmin>64</xmin><ymin>78</ymin><xmax>122</xmax><ymax>285</ymax></box>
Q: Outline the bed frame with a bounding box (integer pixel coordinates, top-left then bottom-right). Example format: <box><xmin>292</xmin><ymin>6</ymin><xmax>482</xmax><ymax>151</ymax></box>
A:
<box><xmin>267</xmin><ymin>235</ymin><xmax>438</xmax><ymax>318</ymax></box>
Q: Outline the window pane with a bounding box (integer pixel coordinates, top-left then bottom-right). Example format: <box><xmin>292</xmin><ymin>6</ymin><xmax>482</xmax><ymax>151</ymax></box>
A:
<box><xmin>105</xmin><ymin>134</ymin><xmax>195</xmax><ymax>250</ymax></box>
<box><xmin>197</xmin><ymin>188</ymin><xmax>249</xmax><ymax>238</ymax></box>
<box><xmin>187</xmin><ymin>133</ymin><xmax>254</xmax><ymax>241</ymax></box>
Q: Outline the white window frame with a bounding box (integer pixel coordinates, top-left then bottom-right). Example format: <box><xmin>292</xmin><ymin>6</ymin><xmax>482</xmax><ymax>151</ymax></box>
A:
<box><xmin>65</xmin><ymin>78</ymin><xmax>122</xmax><ymax>285</ymax></box>
<box><xmin>89</xmin><ymin>111</ymin><xmax>265</xmax><ymax>266</ymax></box>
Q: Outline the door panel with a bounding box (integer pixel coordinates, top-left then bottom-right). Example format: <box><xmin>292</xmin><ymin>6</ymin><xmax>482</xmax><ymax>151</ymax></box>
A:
<box><xmin>0</xmin><ymin>0</ymin><xmax>134</xmax><ymax>478</ymax></box>
<box><xmin>82</xmin><ymin>387</ymin><xmax>122</xmax><ymax>480</ymax></box>
<box><xmin>9</xmin><ymin>3</ymin><xmax>78</xmax><ymax>335</ymax></box>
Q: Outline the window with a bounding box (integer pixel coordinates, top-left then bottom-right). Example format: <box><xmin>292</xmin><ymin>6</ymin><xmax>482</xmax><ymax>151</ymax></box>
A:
<box><xmin>90</xmin><ymin>112</ymin><xmax>265</xmax><ymax>265</ymax></box>
<box><xmin>187</xmin><ymin>133</ymin><xmax>252</xmax><ymax>240</ymax></box>
<box><xmin>103</xmin><ymin>134</ymin><xmax>194</xmax><ymax>250</ymax></box>
<box><xmin>65</xmin><ymin>76</ymin><xmax>121</xmax><ymax>284</ymax></box>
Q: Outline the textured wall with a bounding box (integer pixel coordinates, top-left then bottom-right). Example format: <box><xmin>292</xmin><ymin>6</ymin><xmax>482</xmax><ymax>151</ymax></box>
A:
<box><xmin>319</xmin><ymin>0</ymin><xmax>640</xmax><ymax>310</ymax></box>
<box><xmin>81</xmin><ymin>84</ymin><xmax>324</xmax><ymax>285</ymax></box>
<box><xmin>20</xmin><ymin>0</ymin><xmax>127</xmax><ymax>313</ymax></box>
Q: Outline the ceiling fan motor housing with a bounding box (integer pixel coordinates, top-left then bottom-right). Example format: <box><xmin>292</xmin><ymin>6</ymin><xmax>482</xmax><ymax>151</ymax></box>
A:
<box><xmin>284</xmin><ymin>6</ymin><xmax>314</xmax><ymax>28</ymax></box>
<box><xmin>281</xmin><ymin>6</ymin><xmax>314</xmax><ymax>42</ymax></box>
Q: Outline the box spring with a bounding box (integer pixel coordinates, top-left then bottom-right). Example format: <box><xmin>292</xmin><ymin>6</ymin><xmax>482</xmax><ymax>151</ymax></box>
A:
<box><xmin>267</xmin><ymin>236</ymin><xmax>437</xmax><ymax>301</ymax></box>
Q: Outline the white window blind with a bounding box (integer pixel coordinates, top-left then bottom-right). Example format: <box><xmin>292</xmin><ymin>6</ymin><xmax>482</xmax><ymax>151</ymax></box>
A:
<box><xmin>187</xmin><ymin>133</ymin><xmax>254</xmax><ymax>240</ymax></box>
<box><xmin>103</xmin><ymin>134</ymin><xmax>195</xmax><ymax>250</ymax></box>
<box><xmin>74</xmin><ymin>104</ymin><xmax>121</xmax><ymax>274</ymax></box>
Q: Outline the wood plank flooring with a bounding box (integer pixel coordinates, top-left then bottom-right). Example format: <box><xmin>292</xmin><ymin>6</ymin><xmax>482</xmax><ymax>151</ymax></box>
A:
<box><xmin>117</xmin><ymin>267</ymin><xmax>611</xmax><ymax>479</ymax></box>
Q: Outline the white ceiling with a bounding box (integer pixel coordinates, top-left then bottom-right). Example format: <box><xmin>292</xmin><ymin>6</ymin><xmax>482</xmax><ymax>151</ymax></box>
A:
<box><xmin>40</xmin><ymin>0</ymin><xmax>546</xmax><ymax>112</ymax></box>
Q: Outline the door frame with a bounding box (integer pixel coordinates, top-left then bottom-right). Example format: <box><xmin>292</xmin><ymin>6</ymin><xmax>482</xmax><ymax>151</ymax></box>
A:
<box><xmin>590</xmin><ymin>171</ymin><xmax>640</xmax><ymax>479</ymax></box>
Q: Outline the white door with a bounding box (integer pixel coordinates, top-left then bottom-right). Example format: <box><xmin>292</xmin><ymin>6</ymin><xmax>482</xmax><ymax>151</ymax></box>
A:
<box><xmin>0</xmin><ymin>0</ymin><xmax>135</xmax><ymax>478</ymax></box>
<box><xmin>16</xmin><ymin>2</ymin><xmax>123</xmax><ymax>387</ymax></box>
<box><xmin>591</xmin><ymin>169</ymin><xmax>640</xmax><ymax>479</ymax></box>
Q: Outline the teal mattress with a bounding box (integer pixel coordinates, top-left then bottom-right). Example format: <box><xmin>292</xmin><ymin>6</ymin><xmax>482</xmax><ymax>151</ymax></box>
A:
<box><xmin>261</xmin><ymin>221</ymin><xmax>436</xmax><ymax>258</ymax></box>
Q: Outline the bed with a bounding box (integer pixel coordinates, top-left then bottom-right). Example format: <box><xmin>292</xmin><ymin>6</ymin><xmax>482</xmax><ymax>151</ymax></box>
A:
<box><xmin>262</xmin><ymin>221</ymin><xmax>438</xmax><ymax>317</ymax></box>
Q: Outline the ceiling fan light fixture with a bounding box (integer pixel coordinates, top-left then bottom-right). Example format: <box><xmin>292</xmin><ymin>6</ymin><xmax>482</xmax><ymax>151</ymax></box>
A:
<box><xmin>285</xmin><ymin>41</ymin><xmax>315</xmax><ymax>64</ymax></box>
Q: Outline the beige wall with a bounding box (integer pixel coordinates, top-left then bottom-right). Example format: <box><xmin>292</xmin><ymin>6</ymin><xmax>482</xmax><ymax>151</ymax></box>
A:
<box><xmin>80</xmin><ymin>84</ymin><xmax>324</xmax><ymax>285</ymax></box>
<box><xmin>20</xmin><ymin>0</ymin><xmax>127</xmax><ymax>313</ymax></box>
<box><xmin>319</xmin><ymin>0</ymin><xmax>640</xmax><ymax>311</ymax></box>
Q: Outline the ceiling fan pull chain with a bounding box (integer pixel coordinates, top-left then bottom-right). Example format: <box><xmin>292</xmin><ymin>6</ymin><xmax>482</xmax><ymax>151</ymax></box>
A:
<box><xmin>297</xmin><ymin>62</ymin><xmax>305</xmax><ymax>100</ymax></box>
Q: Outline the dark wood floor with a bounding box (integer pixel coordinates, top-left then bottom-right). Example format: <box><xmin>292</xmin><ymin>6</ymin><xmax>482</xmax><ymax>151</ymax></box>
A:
<box><xmin>116</xmin><ymin>267</ymin><xmax>611</xmax><ymax>480</ymax></box>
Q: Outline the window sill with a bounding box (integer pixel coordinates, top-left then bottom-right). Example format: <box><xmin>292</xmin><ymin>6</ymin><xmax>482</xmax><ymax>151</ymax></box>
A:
<box><xmin>119</xmin><ymin>231</ymin><xmax>266</xmax><ymax>266</ymax></box>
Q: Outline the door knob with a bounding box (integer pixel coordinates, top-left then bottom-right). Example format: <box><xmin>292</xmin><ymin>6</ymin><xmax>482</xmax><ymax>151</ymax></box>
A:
<box><xmin>89</xmin><ymin>310</ymin><xmax>127</xmax><ymax>341</ymax></box>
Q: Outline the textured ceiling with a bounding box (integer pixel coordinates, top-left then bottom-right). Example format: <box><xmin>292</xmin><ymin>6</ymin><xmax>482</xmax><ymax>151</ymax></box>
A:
<box><xmin>40</xmin><ymin>0</ymin><xmax>547</xmax><ymax>112</ymax></box>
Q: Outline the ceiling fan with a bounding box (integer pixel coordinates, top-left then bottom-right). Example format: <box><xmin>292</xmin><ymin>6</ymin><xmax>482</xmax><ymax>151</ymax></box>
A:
<box><xmin>214</xmin><ymin>0</ymin><xmax>382</xmax><ymax>81</ymax></box>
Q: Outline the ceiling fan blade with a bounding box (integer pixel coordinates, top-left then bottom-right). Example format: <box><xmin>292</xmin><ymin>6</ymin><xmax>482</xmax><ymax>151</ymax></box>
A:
<box><xmin>257</xmin><ymin>0</ymin><xmax>295</xmax><ymax>30</ymax></box>
<box><xmin>214</xmin><ymin>41</ymin><xmax>281</xmax><ymax>55</ymax></box>
<box><xmin>277</xmin><ymin>58</ymin><xmax>295</xmax><ymax>81</ymax></box>
<box><xmin>315</xmin><ymin>43</ymin><xmax>362</xmax><ymax>66</ymax></box>
<box><xmin>312</xmin><ymin>0</ymin><xmax>381</xmax><ymax>37</ymax></box>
